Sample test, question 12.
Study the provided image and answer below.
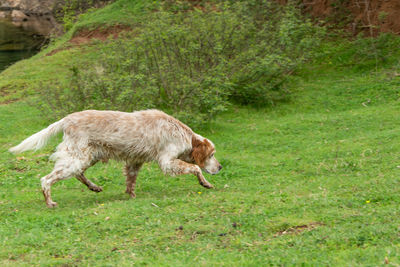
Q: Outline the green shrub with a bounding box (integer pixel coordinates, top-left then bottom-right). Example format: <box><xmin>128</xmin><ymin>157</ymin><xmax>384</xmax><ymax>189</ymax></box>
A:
<box><xmin>318</xmin><ymin>33</ymin><xmax>400</xmax><ymax>71</ymax></box>
<box><xmin>351</xmin><ymin>33</ymin><xmax>400</xmax><ymax>69</ymax></box>
<box><xmin>38</xmin><ymin>1</ymin><xmax>324</xmax><ymax>126</ymax></box>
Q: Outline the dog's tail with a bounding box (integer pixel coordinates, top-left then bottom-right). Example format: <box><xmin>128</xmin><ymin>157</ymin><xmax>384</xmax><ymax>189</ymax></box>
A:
<box><xmin>9</xmin><ymin>119</ymin><xmax>65</xmax><ymax>154</ymax></box>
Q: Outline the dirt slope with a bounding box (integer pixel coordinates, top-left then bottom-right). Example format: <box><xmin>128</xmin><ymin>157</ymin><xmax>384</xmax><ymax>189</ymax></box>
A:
<box><xmin>302</xmin><ymin>0</ymin><xmax>400</xmax><ymax>36</ymax></box>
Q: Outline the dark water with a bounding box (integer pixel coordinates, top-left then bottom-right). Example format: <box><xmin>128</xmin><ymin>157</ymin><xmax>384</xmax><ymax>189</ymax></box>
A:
<box><xmin>0</xmin><ymin>50</ymin><xmax>38</xmax><ymax>72</ymax></box>
<box><xmin>0</xmin><ymin>20</ymin><xmax>42</xmax><ymax>72</ymax></box>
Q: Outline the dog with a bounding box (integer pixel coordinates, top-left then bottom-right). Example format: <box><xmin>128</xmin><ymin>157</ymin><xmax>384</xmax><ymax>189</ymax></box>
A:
<box><xmin>9</xmin><ymin>109</ymin><xmax>222</xmax><ymax>208</ymax></box>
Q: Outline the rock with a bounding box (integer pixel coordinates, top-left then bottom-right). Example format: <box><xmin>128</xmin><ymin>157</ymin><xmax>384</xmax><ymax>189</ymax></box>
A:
<box><xmin>1</xmin><ymin>0</ymin><xmax>61</xmax><ymax>37</ymax></box>
<box><xmin>11</xmin><ymin>9</ymin><xmax>27</xmax><ymax>21</ymax></box>
<box><xmin>0</xmin><ymin>0</ymin><xmax>53</xmax><ymax>14</ymax></box>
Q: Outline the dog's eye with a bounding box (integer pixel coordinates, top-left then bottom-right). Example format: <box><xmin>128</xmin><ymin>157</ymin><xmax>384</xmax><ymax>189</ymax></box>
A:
<box><xmin>210</xmin><ymin>153</ymin><xmax>214</xmax><ymax>158</ymax></box>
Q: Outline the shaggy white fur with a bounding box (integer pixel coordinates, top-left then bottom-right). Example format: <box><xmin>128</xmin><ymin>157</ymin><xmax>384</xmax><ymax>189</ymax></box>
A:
<box><xmin>10</xmin><ymin>109</ymin><xmax>222</xmax><ymax>208</ymax></box>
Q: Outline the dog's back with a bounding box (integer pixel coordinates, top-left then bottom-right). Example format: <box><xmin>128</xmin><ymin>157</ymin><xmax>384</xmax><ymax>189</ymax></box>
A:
<box><xmin>61</xmin><ymin>109</ymin><xmax>193</xmax><ymax>162</ymax></box>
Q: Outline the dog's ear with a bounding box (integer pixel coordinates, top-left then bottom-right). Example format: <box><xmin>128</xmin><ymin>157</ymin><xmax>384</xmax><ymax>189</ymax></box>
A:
<box><xmin>191</xmin><ymin>137</ymin><xmax>211</xmax><ymax>168</ymax></box>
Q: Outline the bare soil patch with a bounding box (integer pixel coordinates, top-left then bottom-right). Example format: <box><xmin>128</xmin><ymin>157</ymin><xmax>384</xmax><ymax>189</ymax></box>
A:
<box><xmin>300</xmin><ymin>0</ymin><xmax>400</xmax><ymax>36</ymax></box>
<box><xmin>274</xmin><ymin>222</ymin><xmax>325</xmax><ymax>237</ymax></box>
<box><xmin>0</xmin><ymin>87</ymin><xmax>18</xmax><ymax>105</ymax></box>
<box><xmin>69</xmin><ymin>24</ymin><xmax>130</xmax><ymax>45</ymax></box>
<box><xmin>46</xmin><ymin>24</ymin><xmax>130</xmax><ymax>56</ymax></box>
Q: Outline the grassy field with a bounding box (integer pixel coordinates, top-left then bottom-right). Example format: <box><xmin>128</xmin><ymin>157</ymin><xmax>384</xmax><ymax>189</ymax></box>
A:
<box><xmin>2</xmin><ymin>0</ymin><xmax>400</xmax><ymax>266</ymax></box>
<box><xmin>2</xmin><ymin>60</ymin><xmax>400</xmax><ymax>265</ymax></box>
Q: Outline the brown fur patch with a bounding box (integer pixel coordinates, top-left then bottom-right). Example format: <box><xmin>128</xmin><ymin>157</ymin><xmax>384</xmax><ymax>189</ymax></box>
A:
<box><xmin>191</xmin><ymin>137</ymin><xmax>213</xmax><ymax>168</ymax></box>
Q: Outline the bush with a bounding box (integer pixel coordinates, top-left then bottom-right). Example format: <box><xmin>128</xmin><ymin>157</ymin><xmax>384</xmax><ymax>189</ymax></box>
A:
<box><xmin>318</xmin><ymin>32</ymin><xmax>400</xmax><ymax>72</ymax></box>
<box><xmin>37</xmin><ymin>1</ymin><xmax>324</xmax><ymax>126</ymax></box>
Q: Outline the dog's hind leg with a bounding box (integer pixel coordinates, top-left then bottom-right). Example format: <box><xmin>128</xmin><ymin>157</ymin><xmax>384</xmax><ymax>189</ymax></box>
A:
<box><xmin>41</xmin><ymin>155</ymin><xmax>92</xmax><ymax>208</ymax></box>
<box><xmin>41</xmin><ymin>170</ymin><xmax>62</xmax><ymax>208</ymax></box>
<box><xmin>76</xmin><ymin>174</ymin><xmax>103</xmax><ymax>192</ymax></box>
<box><xmin>124</xmin><ymin>162</ymin><xmax>143</xmax><ymax>198</ymax></box>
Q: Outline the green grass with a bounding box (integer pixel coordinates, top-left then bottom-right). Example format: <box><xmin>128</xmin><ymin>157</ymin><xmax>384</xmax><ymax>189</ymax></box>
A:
<box><xmin>2</xmin><ymin>0</ymin><xmax>400</xmax><ymax>265</ymax></box>
<box><xmin>2</xmin><ymin>59</ymin><xmax>400</xmax><ymax>265</ymax></box>
<box><xmin>70</xmin><ymin>0</ymin><xmax>155</xmax><ymax>30</ymax></box>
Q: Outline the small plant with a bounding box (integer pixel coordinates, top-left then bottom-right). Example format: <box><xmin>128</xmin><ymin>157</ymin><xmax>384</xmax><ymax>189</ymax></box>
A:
<box><xmin>378</xmin><ymin>11</ymin><xmax>388</xmax><ymax>23</ymax></box>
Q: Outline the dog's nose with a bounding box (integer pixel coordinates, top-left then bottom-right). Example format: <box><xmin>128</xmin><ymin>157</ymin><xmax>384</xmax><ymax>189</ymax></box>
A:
<box><xmin>218</xmin><ymin>165</ymin><xmax>222</xmax><ymax>171</ymax></box>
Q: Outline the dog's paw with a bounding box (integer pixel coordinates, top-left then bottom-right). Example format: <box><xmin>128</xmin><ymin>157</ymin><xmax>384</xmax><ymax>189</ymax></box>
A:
<box><xmin>128</xmin><ymin>193</ymin><xmax>136</xmax><ymax>198</ymax></box>
<box><xmin>89</xmin><ymin>186</ymin><xmax>103</xmax><ymax>193</ymax></box>
<box><xmin>125</xmin><ymin>190</ymin><xmax>136</xmax><ymax>198</ymax></box>
<box><xmin>205</xmin><ymin>183</ymin><xmax>214</xmax><ymax>189</ymax></box>
<box><xmin>200</xmin><ymin>181</ymin><xmax>214</xmax><ymax>189</ymax></box>
<box><xmin>46</xmin><ymin>201</ymin><xmax>58</xmax><ymax>208</ymax></box>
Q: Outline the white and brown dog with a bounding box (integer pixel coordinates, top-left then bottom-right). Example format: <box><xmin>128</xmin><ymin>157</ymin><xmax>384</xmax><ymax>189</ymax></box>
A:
<box><xmin>10</xmin><ymin>109</ymin><xmax>222</xmax><ymax>208</ymax></box>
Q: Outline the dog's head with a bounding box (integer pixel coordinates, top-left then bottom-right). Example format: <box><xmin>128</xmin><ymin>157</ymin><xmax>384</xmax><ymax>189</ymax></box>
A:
<box><xmin>191</xmin><ymin>136</ymin><xmax>222</xmax><ymax>174</ymax></box>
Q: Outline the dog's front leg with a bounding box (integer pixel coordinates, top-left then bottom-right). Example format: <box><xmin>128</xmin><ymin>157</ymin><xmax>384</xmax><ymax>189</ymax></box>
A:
<box><xmin>76</xmin><ymin>174</ymin><xmax>103</xmax><ymax>192</ymax></box>
<box><xmin>161</xmin><ymin>159</ymin><xmax>213</xmax><ymax>189</ymax></box>
<box><xmin>124</xmin><ymin>163</ymin><xmax>143</xmax><ymax>198</ymax></box>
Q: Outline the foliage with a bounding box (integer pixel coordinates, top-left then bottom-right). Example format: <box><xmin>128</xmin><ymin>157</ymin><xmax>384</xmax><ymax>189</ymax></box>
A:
<box><xmin>351</xmin><ymin>33</ymin><xmax>400</xmax><ymax>69</ymax></box>
<box><xmin>228</xmin><ymin>3</ymin><xmax>325</xmax><ymax>105</ymax></box>
<box><xmin>37</xmin><ymin>1</ymin><xmax>324</xmax><ymax>126</ymax></box>
<box><xmin>37</xmin><ymin>1</ymin><xmax>320</xmax><ymax>125</ymax></box>
<box><xmin>316</xmin><ymin>33</ymin><xmax>400</xmax><ymax>71</ymax></box>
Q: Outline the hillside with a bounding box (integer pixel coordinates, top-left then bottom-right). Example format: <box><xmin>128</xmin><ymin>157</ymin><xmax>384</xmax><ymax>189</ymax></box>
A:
<box><xmin>0</xmin><ymin>0</ymin><xmax>153</xmax><ymax>103</ymax></box>
<box><xmin>1</xmin><ymin>0</ymin><xmax>400</xmax><ymax>265</ymax></box>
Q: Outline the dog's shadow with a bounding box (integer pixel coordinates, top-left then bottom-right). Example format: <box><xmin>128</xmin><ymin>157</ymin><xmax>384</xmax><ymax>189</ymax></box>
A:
<box><xmin>27</xmin><ymin>189</ymin><xmax>181</xmax><ymax>210</ymax></box>
<box><xmin>20</xmin><ymin>177</ymin><xmax>218</xmax><ymax>209</ymax></box>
